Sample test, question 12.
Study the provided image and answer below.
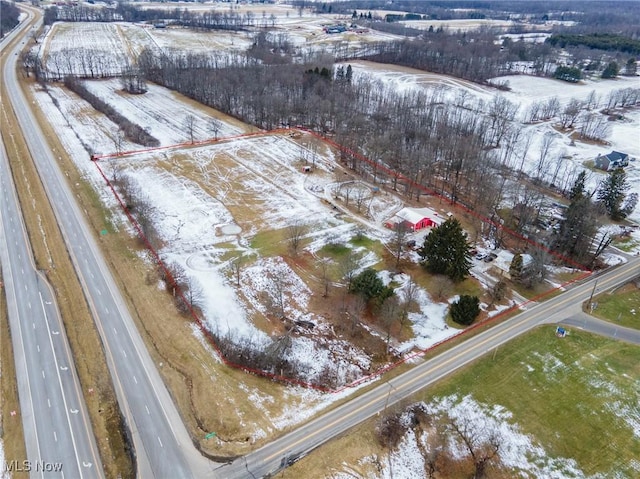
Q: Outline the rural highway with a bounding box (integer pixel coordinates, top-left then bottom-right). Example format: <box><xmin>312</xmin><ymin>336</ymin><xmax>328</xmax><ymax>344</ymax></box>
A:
<box><xmin>1</xmin><ymin>10</ymin><xmax>103</xmax><ymax>478</ymax></box>
<box><xmin>1</xmin><ymin>138</ymin><xmax>104</xmax><ymax>476</ymax></box>
<box><xmin>3</xmin><ymin>8</ymin><xmax>211</xmax><ymax>479</ymax></box>
<box><xmin>219</xmin><ymin>257</ymin><xmax>640</xmax><ymax>478</ymax></box>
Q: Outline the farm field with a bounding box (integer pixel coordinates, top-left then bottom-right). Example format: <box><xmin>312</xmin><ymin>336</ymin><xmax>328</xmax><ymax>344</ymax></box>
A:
<box><xmin>278</xmin><ymin>326</ymin><xmax>640</xmax><ymax>479</ymax></box>
<box><xmin>25</xmin><ymin>3</ymin><xmax>640</xmax><ymax>466</ymax></box>
<box><xmin>30</xmin><ymin>72</ymin><xmax>603</xmax><ymax>457</ymax></box>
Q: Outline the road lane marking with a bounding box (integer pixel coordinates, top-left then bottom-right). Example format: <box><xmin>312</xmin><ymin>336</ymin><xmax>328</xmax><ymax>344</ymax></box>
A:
<box><xmin>133</xmin><ymin>375</ymin><xmax>138</xmax><ymax>384</ymax></box>
<box><xmin>48</xmin><ymin>398</ymin><xmax>51</xmax><ymax>408</ymax></box>
<box><xmin>158</xmin><ymin>437</ymin><xmax>163</xmax><ymax>448</ymax></box>
<box><xmin>54</xmin><ymin>431</ymin><xmax>57</xmax><ymax>442</ymax></box>
<box><xmin>42</xmin><ymin>370</ymin><xmax>45</xmax><ymax>378</ymax></box>
<box><xmin>145</xmin><ymin>405</ymin><xmax>150</xmax><ymax>415</ymax></box>
<box><xmin>36</xmin><ymin>344</ymin><xmax>40</xmax><ymax>352</ymax></box>
<box><xmin>122</xmin><ymin>349</ymin><xmax>127</xmax><ymax>358</ymax></box>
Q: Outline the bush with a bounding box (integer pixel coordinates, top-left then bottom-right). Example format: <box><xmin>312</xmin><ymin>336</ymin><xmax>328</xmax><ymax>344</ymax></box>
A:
<box><xmin>553</xmin><ymin>65</ymin><xmax>582</xmax><ymax>82</ymax></box>
<box><xmin>450</xmin><ymin>295</ymin><xmax>480</xmax><ymax>326</ymax></box>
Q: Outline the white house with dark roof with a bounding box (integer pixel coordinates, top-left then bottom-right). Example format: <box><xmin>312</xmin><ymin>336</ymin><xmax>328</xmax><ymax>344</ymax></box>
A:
<box><xmin>595</xmin><ymin>151</ymin><xmax>630</xmax><ymax>171</ymax></box>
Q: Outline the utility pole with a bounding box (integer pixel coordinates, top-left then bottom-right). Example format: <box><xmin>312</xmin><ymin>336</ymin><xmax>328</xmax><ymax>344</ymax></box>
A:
<box><xmin>588</xmin><ymin>279</ymin><xmax>598</xmax><ymax>310</ymax></box>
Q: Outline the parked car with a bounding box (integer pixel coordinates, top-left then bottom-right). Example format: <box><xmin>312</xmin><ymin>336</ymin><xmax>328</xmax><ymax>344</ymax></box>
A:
<box><xmin>483</xmin><ymin>252</ymin><xmax>498</xmax><ymax>262</ymax></box>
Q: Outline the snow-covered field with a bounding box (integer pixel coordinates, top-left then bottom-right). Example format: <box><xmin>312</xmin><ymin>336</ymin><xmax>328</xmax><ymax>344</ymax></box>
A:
<box><xmin>32</xmin><ymin>58</ymin><xmax>639</xmax><ymax>391</ymax></box>
<box><xmin>36</xmin><ymin>9</ymin><xmax>404</xmax><ymax>77</ymax></box>
<box><xmin>346</xmin><ymin>61</ymin><xmax>640</xmax><ymax>228</ymax></box>
<box><xmin>339</xmin><ymin>396</ymin><xmax>587</xmax><ymax>479</ymax></box>
<box><xmin>32</xmin><ymin>74</ymin><xmax>465</xmax><ymax>385</ymax></box>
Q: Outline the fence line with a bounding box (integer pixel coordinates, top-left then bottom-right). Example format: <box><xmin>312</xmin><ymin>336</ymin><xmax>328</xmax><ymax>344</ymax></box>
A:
<box><xmin>91</xmin><ymin>127</ymin><xmax>592</xmax><ymax>393</ymax></box>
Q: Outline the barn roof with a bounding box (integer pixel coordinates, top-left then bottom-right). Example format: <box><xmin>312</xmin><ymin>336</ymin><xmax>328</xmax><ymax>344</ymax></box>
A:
<box><xmin>395</xmin><ymin>207</ymin><xmax>443</xmax><ymax>225</ymax></box>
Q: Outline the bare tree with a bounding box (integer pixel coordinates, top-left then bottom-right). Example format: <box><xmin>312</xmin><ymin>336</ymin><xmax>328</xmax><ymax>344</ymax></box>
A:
<box><xmin>399</xmin><ymin>278</ymin><xmax>418</xmax><ymax>331</ymax></box>
<box><xmin>317</xmin><ymin>258</ymin><xmax>333</xmax><ymax>298</ymax></box>
<box><xmin>286</xmin><ymin>220</ymin><xmax>306</xmax><ymax>256</ymax></box>
<box><xmin>340</xmin><ymin>182</ymin><xmax>354</xmax><ymax>206</ymax></box>
<box><xmin>347</xmin><ymin>294</ymin><xmax>367</xmax><ymax>337</ymax></box>
<box><xmin>208</xmin><ymin>117</ymin><xmax>221</xmax><ymax>140</ymax></box>
<box><xmin>339</xmin><ymin>249</ymin><xmax>359</xmax><ymax>293</ymax></box>
<box><xmin>445</xmin><ymin>415</ymin><xmax>503</xmax><ymax>479</ymax></box>
<box><xmin>585</xmin><ymin>89</ymin><xmax>599</xmax><ymax>110</ymax></box>
<box><xmin>353</xmin><ymin>185</ymin><xmax>368</xmax><ymax>213</ymax></box>
<box><xmin>390</xmin><ymin>223</ymin><xmax>409</xmax><ymax>270</ymax></box>
<box><xmin>183</xmin><ymin>114</ymin><xmax>196</xmax><ymax>144</ymax></box>
<box><xmin>559</xmin><ymin>98</ymin><xmax>583</xmax><ymax>129</ymax></box>
<box><xmin>110</xmin><ymin>128</ymin><xmax>125</xmax><ymax>157</ymax></box>
<box><xmin>379</xmin><ymin>295</ymin><xmax>400</xmax><ymax>354</ymax></box>
<box><xmin>230</xmin><ymin>255</ymin><xmax>245</xmax><ymax>287</ymax></box>
<box><xmin>432</xmin><ymin>275</ymin><xmax>454</xmax><ymax>301</ymax></box>
<box><xmin>535</xmin><ymin>132</ymin><xmax>555</xmax><ymax>183</ymax></box>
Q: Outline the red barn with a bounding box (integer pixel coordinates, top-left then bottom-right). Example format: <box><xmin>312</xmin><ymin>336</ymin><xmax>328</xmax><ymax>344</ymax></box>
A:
<box><xmin>385</xmin><ymin>207</ymin><xmax>443</xmax><ymax>232</ymax></box>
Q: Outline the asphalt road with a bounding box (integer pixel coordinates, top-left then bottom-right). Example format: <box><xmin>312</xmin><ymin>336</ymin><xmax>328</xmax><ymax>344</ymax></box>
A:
<box><xmin>1</xmin><ymin>12</ymin><xmax>104</xmax><ymax>479</ymax></box>
<box><xmin>561</xmin><ymin>312</ymin><xmax>640</xmax><ymax>345</ymax></box>
<box><xmin>218</xmin><ymin>258</ymin><xmax>640</xmax><ymax>478</ymax></box>
<box><xmin>3</xmin><ymin>8</ymin><xmax>211</xmax><ymax>479</ymax></box>
<box><xmin>1</xmin><ymin>139</ymin><xmax>104</xmax><ymax>478</ymax></box>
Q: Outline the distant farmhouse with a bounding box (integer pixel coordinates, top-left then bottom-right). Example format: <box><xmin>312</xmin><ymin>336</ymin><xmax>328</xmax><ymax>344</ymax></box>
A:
<box><xmin>385</xmin><ymin>207</ymin><xmax>444</xmax><ymax>232</ymax></box>
<box><xmin>595</xmin><ymin>151</ymin><xmax>630</xmax><ymax>171</ymax></box>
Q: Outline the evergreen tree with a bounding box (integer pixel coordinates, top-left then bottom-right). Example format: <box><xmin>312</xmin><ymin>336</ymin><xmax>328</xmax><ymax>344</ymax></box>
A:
<box><xmin>554</xmin><ymin>194</ymin><xmax>598</xmax><ymax>262</ymax></box>
<box><xmin>450</xmin><ymin>295</ymin><xmax>480</xmax><ymax>326</ymax></box>
<box><xmin>509</xmin><ymin>253</ymin><xmax>524</xmax><ymax>282</ymax></box>
<box><xmin>345</xmin><ymin>64</ymin><xmax>353</xmax><ymax>83</ymax></box>
<box><xmin>597</xmin><ymin>169</ymin><xmax>630</xmax><ymax>220</ymax></box>
<box><xmin>350</xmin><ymin>269</ymin><xmax>394</xmax><ymax>303</ymax></box>
<box><xmin>602</xmin><ymin>61</ymin><xmax>619</xmax><ymax>79</ymax></box>
<box><xmin>418</xmin><ymin>218</ymin><xmax>472</xmax><ymax>282</ymax></box>
<box><xmin>621</xmin><ymin>192</ymin><xmax>638</xmax><ymax>218</ymax></box>
<box><xmin>568</xmin><ymin>170</ymin><xmax>587</xmax><ymax>201</ymax></box>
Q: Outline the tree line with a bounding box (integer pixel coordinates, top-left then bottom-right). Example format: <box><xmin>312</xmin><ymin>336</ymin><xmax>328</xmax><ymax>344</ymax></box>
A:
<box><xmin>547</xmin><ymin>33</ymin><xmax>640</xmax><ymax>56</ymax></box>
<box><xmin>44</xmin><ymin>3</ymin><xmax>268</xmax><ymax>31</ymax></box>
<box><xmin>0</xmin><ymin>0</ymin><xmax>20</xmax><ymax>38</ymax></box>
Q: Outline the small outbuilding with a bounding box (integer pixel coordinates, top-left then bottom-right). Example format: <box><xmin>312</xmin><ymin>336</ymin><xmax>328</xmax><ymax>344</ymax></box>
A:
<box><xmin>595</xmin><ymin>151</ymin><xmax>629</xmax><ymax>171</ymax></box>
<box><xmin>385</xmin><ymin>207</ymin><xmax>443</xmax><ymax>232</ymax></box>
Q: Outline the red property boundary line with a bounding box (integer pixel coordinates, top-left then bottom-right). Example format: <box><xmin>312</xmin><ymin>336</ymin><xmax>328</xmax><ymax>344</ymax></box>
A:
<box><xmin>91</xmin><ymin>128</ymin><xmax>592</xmax><ymax>394</ymax></box>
